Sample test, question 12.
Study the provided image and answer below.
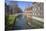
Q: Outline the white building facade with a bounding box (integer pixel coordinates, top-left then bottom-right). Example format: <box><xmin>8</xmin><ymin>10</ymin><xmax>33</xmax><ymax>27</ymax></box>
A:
<box><xmin>32</xmin><ymin>2</ymin><xmax>44</xmax><ymax>18</ymax></box>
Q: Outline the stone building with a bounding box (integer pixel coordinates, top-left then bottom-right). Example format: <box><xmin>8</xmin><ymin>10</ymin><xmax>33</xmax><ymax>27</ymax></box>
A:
<box><xmin>9</xmin><ymin>1</ymin><xmax>23</xmax><ymax>14</ymax></box>
<box><xmin>24</xmin><ymin>7</ymin><xmax>32</xmax><ymax>26</ymax></box>
<box><xmin>24</xmin><ymin>7</ymin><xmax>32</xmax><ymax>17</ymax></box>
<box><xmin>5</xmin><ymin>1</ymin><xmax>23</xmax><ymax>15</ymax></box>
<box><xmin>32</xmin><ymin>2</ymin><xmax>44</xmax><ymax>18</ymax></box>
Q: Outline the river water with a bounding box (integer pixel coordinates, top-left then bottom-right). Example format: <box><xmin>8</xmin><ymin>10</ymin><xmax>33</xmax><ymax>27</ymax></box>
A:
<box><xmin>12</xmin><ymin>14</ymin><xmax>28</xmax><ymax>30</ymax></box>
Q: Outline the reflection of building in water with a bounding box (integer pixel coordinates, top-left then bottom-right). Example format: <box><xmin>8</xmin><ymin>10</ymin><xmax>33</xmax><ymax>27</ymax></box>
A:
<box><xmin>32</xmin><ymin>2</ymin><xmax>44</xmax><ymax>18</ymax></box>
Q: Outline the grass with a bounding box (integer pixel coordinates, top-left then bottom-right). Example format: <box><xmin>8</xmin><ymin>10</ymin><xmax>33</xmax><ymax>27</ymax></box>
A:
<box><xmin>8</xmin><ymin>15</ymin><xmax>16</xmax><ymax>25</ymax></box>
<box><xmin>31</xmin><ymin>19</ymin><xmax>44</xmax><ymax>29</ymax></box>
<box><xmin>5</xmin><ymin>15</ymin><xmax>17</xmax><ymax>30</ymax></box>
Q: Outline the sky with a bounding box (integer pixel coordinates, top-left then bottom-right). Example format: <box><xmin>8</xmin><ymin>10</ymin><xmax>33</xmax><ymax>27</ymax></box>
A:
<box><xmin>5</xmin><ymin>0</ymin><xmax>32</xmax><ymax>11</ymax></box>
<box><xmin>17</xmin><ymin>1</ymin><xmax>32</xmax><ymax>11</ymax></box>
<box><xmin>5</xmin><ymin>0</ymin><xmax>32</xmax><ymax>1</ymax></box>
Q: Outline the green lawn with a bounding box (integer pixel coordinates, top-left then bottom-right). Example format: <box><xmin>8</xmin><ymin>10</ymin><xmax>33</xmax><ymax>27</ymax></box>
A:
<box><xmin>31</xmin><ymin>19</ymin><xmax>44</xmax><ymax>29</ymax></box>
<box><xmin>5</xmin><ymin>15</ymin><xmax>17</xmax><ymax>29</ymax></box>
<box><xmin>8</xmin><ymin>15</ymin><xmax>16</xmax><ymax>25</ymax></box>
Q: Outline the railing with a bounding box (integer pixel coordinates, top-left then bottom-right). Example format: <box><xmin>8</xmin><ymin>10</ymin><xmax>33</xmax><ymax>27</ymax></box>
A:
<box><xmin>32</xmin><ymin>16</ymin><xmax>44</xmax><ymax>22</ymax></box>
